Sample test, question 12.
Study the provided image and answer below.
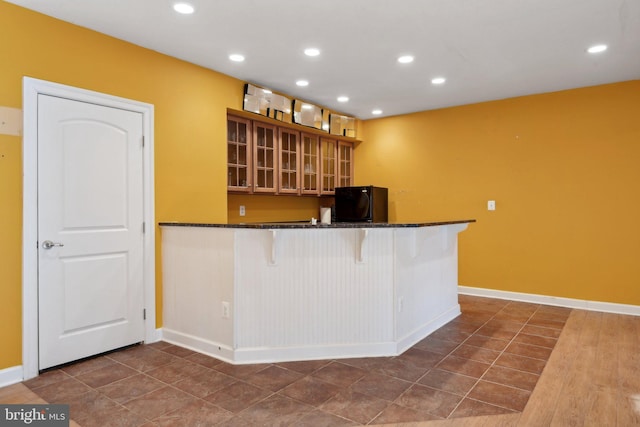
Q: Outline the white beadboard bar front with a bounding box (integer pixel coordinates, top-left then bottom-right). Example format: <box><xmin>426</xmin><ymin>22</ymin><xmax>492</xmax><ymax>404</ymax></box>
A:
<box><xmin>160</xmin><ymin>221</ymin><xmax>472</xmax><ymax>364</ymax></box>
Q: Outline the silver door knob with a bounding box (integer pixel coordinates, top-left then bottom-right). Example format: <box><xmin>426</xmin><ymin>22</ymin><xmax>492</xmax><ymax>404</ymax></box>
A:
<box><xmin>42</xmin><ymin>240</ymin><xmax>64</xmax><ymax>249</ymax></box>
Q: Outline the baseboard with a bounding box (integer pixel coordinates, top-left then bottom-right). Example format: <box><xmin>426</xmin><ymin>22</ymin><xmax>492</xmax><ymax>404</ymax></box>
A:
<box><xmin>161</xmin><ymin>328</ymin><xmax>235</xmax><ymax>364</ymax></box>
<box><xmin>395</xmin><ymin>304</ymin><xmax>461</xmax><ymax>354</ymax></box>
<box><xmin>161</xmin><ymin>328</ymin><xmax>400</xmax><ymax>365</ymax></box>
<box><xmin>233</xmin><ymin>342</ymin><xmax>397</xmax><ymax>365</ymax></box>
<box><xmin>459</xmin><ymin>286</ymin><xmax>640</xmax><ymax>316</ymax></box>
<box><xmin>145</xmin><ymin>328</ymin><xmax>163</xmax><ymax>344</ymax></box>
<box><xmin>0</xmin><ymin>365</ymin><xmax>23</xmax><ymax>388</ymax></box>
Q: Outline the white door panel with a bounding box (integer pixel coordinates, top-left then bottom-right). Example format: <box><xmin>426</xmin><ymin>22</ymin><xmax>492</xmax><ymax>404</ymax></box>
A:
<box><xmin>38</xmin><ymin>94</ymin><xmax>145</xmax><ymax>369</ymax></box>
<box><xmin>61</xmin><ymin>122</ymin><xmax>129</xmax><ymax>229</ymax></box>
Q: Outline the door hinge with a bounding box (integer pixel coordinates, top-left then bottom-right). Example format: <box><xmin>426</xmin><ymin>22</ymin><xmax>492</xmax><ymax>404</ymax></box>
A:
<box><xmin>143</xmin><ymin>309</ymin><xmax>146</xmax><ymax>320</ymax></box>
<box><xmin>142</xmin><ymin>222</ymin><xmax>146</xmax><ymax>233</ymax></box>
<box><xmin>142</xmin><ymin>135</ymin><xmax>145</xmax><ymax>148</ymax></box>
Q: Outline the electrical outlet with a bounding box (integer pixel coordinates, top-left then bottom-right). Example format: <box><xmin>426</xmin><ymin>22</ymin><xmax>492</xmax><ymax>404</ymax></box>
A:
<box><xmin>239</xmin><ymin>205</ymin><xmax>245</xmax><ymax>216</ymax></box>
<box><xmin>222</xmin><ymin>301</ymin><xmax>230</xmax><ymax>318</ymax></box>
<box><xmin>488</xmin><ymin>200</ymin><xmax>496</xmax><ymax>211</ymax></box>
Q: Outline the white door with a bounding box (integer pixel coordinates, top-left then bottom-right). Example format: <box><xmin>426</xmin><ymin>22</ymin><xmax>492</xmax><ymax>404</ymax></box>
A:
<box><xmin>37</xmin><ymin>94</ymin><xmax>145</xmax><ymax>370</ymax></box>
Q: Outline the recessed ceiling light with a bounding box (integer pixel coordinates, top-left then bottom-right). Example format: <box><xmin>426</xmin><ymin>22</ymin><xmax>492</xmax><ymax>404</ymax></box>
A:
<box><xmin>372</xmin><ymin>109</ymin><xmax>383</xmax><ymax>115</ymax></box>
<box><xmin>587</xmin><ymin>44</ymin><xmax>608</xmax><ymax>54</ymax></box>
<box><xmin>173</xmin><ymin>3</ymin><xmax>194</xmax><ymax>14</ymax></box>
<box><xmin>431</xmin><ymin>77</ymin><xmax>446</xmax><ymax>85</ymax></box>
<box><xmin>304</xmin><ymin>48</ymin><xmax>320</xmax><ymax>57</ymax></box>
<box><xmin>397</xmin><ymin>55</ymin><xmax>414</xmax><ymax>64</ymax></box>
<box><xmin>337</xmin><ymin>96</ymin><xmax>349</xmax><ymax>103</ymax></box>
<box><xmin>229</xmin><ymin>54</ymin><xmax>245</xmax><ymax>62</ymax></box>
<box><xmin>296</xmin><ymin>80</ymin><xmax>309</xmax><ymax>87</ymax></box>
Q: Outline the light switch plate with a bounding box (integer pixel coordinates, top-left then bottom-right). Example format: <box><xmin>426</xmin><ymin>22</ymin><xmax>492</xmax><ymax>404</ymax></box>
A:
<box><xmin>488</xmin><ymin>200</ymin><xmax>496</xmax><ymax>211</ymax></box>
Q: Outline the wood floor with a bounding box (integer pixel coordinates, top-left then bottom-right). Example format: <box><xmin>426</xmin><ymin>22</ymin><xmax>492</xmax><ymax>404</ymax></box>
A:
<box><xmin>1</xmin><ymin>306</ymin><xmax>639</xmax><ymax>426</ymax></box>
<box><xmin>397</xmin><ymin>308</ymin><xmax>640</xmax><ymax>426</ymax></box>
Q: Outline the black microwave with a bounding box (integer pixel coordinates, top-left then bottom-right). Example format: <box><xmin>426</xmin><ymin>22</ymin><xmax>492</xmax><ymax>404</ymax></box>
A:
<box><xmin>335</xmin><ymin>186</ymin><xmax>388</xmax><ymax>223</ymax></box>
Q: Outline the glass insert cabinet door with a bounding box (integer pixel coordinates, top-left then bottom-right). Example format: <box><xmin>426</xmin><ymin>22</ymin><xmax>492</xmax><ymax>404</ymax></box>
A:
<box><xmin>338</xmin><ymin>141</ymin><xmax>353</xmax><ymax>187</ymax></box>
<box><xmin>279</xmin><ymin>129</ymin><xmax>300</xmax><ymax>194</ymax></box>
<box><xmin>253</xmin><ymin>122</ymin><xmax>277</xmax><ymax>193</ymax></box>
<box><xmin>227</xmin><ymin>116</ymin><xmax>251</xmax><ymax>191</ymax></box>
<box><xmin>320</xmin><ymin>138</ymin><xmax>337</xmax><ymax>195</ymax></box>
<box><xmin>301</xmin><ymin>133</ymin><xmax>319</xmax><ymax>194</ymax></box>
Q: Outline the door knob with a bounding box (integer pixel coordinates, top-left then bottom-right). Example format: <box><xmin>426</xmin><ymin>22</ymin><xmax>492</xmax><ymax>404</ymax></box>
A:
<box><xmin>42</xmin><ymin>240</ymin><xmax>64</xmax><ymax>249</ymax></box>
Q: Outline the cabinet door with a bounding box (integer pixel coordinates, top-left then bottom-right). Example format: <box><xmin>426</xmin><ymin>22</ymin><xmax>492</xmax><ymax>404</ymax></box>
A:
<box><xmin>278</xmin><ymin>129</ymin><xmax>300</xmax><ymax>194</ymax></box>
<box><xmin>227</xmin><ymin>116</ymin><xmax>251</xmax><ymax>192</ymax></box>
<box><xmin>338</xmin><ymin>141</ymin><xmax>354</xmax><ymax>187</ymax></box>
<box><xmin>320</xmin><ymin>138</ymin><xmax>337</xmax><ymax>195</ymax></box>
<box><xmin>253</xmin><ymin>122</ymin><xmax>278</xmax><ymax>193</ymax></box>
<box><xmin>301</xmin><ymin>133</ymin><xmax>320</xmax><ymax>195</ymax></box>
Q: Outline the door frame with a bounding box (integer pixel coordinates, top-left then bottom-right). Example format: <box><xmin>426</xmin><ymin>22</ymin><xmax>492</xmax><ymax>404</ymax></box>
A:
<box><xmin>22</xmin><ymin>77</ymin><xmax>157</xmax><ymax>380</ymax></box>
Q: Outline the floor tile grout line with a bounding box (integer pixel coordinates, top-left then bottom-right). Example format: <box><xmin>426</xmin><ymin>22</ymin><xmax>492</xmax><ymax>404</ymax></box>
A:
<box><xmin>383</xmin><ymin>302</ymin><xmax>505</xmax><ymax>420</ymax></box>
<box><xmin>451</xmin><ymin>302</ymin><xmax>572</xmax><ymax>416</ymax></box>
<box><xmin>443</xmin><ymin>300</ymin><xmax>548</xmax><ymax>416</ymax></box>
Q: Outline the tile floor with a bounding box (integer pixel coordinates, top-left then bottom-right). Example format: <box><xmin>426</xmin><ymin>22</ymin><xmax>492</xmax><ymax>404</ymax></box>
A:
<box><xmin>22</xmin><ymin>295</ymin><xmax>570</xmax><ymax>426</ymax></box>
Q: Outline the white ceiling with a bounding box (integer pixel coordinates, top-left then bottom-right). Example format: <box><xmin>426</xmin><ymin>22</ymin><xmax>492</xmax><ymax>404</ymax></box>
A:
<box><xmin>7</xmin><ymin>0</ymin><xmax>640</xmax><ymax>118</ymax></box>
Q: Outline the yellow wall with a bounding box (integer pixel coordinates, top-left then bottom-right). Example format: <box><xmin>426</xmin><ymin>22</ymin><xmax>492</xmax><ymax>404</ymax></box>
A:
<box><xmin>0</xmin><ymin>2</ymin><xmax>244</xmax><ymax>370</ymax></box>
<box><xmin>358</xmin><ymin>81</ymin><xmax>640</xmax><ymax>305</ymax></box>
<box><xmin>227</xmin><ymin>194</ymin><xmax>327</xmax><ymax>223</ymax></box>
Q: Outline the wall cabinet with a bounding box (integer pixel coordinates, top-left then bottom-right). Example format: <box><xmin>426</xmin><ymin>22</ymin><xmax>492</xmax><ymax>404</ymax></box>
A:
<box><xmin>338</xmin><ymin>141</ymin><xmax>354</xmax><ymax>187</ymax></box>
<box><xmin>320</xmin><ymin>138</ymin><xmax>336</xmax><ymax>195</ymax></box>
<box><xmin>228</xmin><ymin>113</ymin><xmax>355</xmax><ymax>196</ymax></box>
<box><xmin>301</xmin><ymin>133</ymin><xmax>320</xmax><ymax>195</ymax></box>
<box><xmin>253</xmin><ymin>122</ymin><xmax>277</xmax><ymax>193</ymax></box>
<box><xmin>278</xmin><ymin>129</ymin><xmax>300</xmax><ymax>194</ymax></box>
<box><xmin>227</xmin><ymin>116</ymin><xmax>251</xmax><ymax>192</ymax></box>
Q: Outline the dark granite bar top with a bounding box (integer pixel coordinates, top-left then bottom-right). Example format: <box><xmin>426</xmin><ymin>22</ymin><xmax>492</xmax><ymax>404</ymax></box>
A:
<box><xmin>158</xmin><ymin>219</ymin><xmax>475</xmax><ymax>229</ymax></box>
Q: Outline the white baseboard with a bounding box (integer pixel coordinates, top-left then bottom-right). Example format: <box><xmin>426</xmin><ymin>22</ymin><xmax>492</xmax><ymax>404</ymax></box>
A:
<box><xmin>233</xmin><ymin>342</ymin><xmax>397</xmax><ymax>365</ymax></box>
<box><xmin>459</xmin><ymin>286</ymin><xmax>640</xmax><ymax>316</ymax></box>
<box><xmin>161</xmin><ymin>328</ymin><xmax>236</xmax><ymax>364</ymax></box>
<box><xmin>0</xmin><ymin>365</ymin><xmax>23</xmax><ymax>388</ymax></box>
<box><xmin>145</xmin><ymin>328</ymin><xmax>163</xmax><ymax>344</ymax></box>
<box><xmin>162</xmin><ymin>328</ymin><xmax>402</xmax><ymax>365</ymax></box>
<box><xmin>395</xmin><ymin>305</ymin><xmax>461</xmax><ymax>354</ymax></box>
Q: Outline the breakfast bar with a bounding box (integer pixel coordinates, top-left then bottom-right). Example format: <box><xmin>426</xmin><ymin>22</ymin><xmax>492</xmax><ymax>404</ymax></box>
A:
<box><xmin>160</xmin><ymin>220</ymin><xmax>474</xmax><ymax>364</ymax></box>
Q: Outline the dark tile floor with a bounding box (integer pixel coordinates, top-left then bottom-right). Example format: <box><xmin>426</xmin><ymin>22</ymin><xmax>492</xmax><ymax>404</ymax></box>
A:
<box><xmin>23</xmin><ymin>295</ymin><xmax>571</xmax><ymax>426</ymax></box>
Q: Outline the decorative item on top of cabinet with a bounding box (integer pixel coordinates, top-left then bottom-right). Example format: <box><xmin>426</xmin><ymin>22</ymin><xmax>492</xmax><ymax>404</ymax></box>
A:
<box><xmin>278</xmin><ymin>128</ymin><xmax>300</xmax><ymax>194</ymax></box>
<box><xmin>253</xmin><ymin>121</ymin><xmax>278</xmax><ymax>193</ymax></box>
<box><xmin>293</xmin><ymin>100</ymin><xmax>324</xmax><ymax>130</ymax></box>
<box><xmin>320</xmin><ymin>138</ymin><xmax>337</xmax><ymax>195</ymax></box>
<box><xmin>330</xmin><ymin>114</ymin><xmax>357</xmax><ymax>138</ymax></box>
<box><xmin>243</xmin><ymin>84</ymin><xmax>293</xmax><ymax>123</ymax></box>
<box><xmin>338</xmin><ymin>141</ymin><xmax>354</xmax><ymax>187</ymax></box>
<box><xmin>301</xmin><ymin>133</ymin><xmax>320</xmax><ymax>195</ymax></box>
<box><xmin>227</xmin><ymin>116</ymin><xmax>251</xmax><ymax>192</ymax></box>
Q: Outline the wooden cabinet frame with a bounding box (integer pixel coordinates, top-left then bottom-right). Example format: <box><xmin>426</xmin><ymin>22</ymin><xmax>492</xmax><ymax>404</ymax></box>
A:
<box><xmin>252</xmin><ymin>122</ymin><xmax>278</xmax><ymax>193</ymax></box>
<box><xmin>300</xmin><ymin>133</ymin><xmax>320</xmax><ymax>195</ymax></box>
<box><xmin>227</xmin><ymin>116</ymin><xmax>252</xmax><ymax>193</ymax></box>
<box><xmin>227</xmin><ymin>110</ymin><xmax>358</xmax><ymax>196</ymax></box>
<box><xmin>278</xmin><ymin>128</ymin><xmax>300</xmax><ymax>194</ymax></box>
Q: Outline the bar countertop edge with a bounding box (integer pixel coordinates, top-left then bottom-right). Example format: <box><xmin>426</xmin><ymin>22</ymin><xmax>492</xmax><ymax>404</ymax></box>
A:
<box><xmin>158</xmin><ymin>219</ymin><xmax>476</xmax><ymax>229</ymax></box>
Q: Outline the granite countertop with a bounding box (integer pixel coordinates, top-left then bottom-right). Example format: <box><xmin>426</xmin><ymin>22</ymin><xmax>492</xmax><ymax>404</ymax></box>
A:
<box><xmin>158</xmin><ymin>219</ymin><xmax>475</xmax><ymax>229</ymax></box>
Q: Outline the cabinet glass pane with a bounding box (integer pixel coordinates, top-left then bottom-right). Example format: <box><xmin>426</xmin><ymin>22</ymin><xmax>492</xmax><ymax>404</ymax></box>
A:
<box><xmin>302</xmin><ymin>134</ymin><xmax>319</xmax><ymax>192</ymax></box>
<box><xmin>228</xmin><ymin>117</ymin><xmax>250</xmax><ymax>190</ymax></box>
<box><xmin>321</xmin><ymin>139</ymin><xmax>336</xmax><ymax>193</ymax></box>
